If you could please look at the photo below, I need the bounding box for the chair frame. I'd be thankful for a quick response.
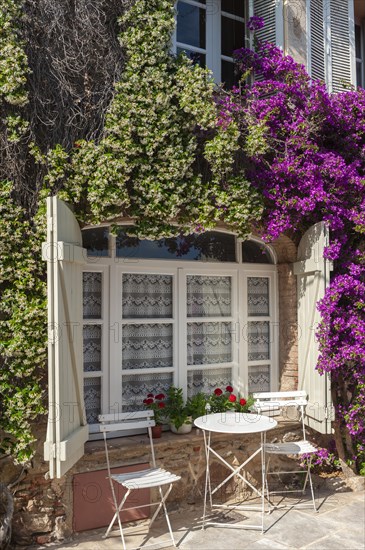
[99,411,181,549]
[253,391,317,513]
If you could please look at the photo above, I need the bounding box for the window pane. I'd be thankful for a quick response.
[187,322,232,365]
[187,367,232,398]
[122,372,173,411]
[187,275,232,317]
[247,277,269,317]
[122,273,173,319]
[116,228,236,262]
[247,321,270,361]
[248,364,270,393]
[177,1,206,49]
[357,61,363,88]
[83,272,102,319]
[221,17,245,56]
[221,60,239,88]
[355,25,362,58]
[83,325,102,372]
[122,323,173,370]
[84,377,101,424]
[82,227,109,257]
[221,0,245,17]
[177,47,206,67]
[242,241,273,263]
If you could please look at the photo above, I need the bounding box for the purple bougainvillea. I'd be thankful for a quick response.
[224,17,365,472]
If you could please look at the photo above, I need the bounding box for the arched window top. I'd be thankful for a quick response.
[241,239,275,264]
[81,226,276,265]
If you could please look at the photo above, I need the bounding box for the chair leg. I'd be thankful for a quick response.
[158,485,177,547]
[306,457,317,512]
[264,456,273,514]
[104,488,130,549]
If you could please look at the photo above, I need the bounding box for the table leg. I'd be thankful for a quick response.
[202,430,211,530]
[261,431,266,534]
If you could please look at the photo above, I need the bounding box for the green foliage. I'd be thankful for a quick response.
[58,0,262,238]
[0,182,47,463]
[165,386,191,430]
[186,392,208,420]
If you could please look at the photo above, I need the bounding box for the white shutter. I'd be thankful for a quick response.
[307,0,326,82]
[43,196,88,478]
[308,0,356,92]
[251,0,284,49]
[293,222,332,434]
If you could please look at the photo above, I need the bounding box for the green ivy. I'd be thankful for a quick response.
[0,182,47,464]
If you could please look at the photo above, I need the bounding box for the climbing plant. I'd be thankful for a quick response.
[226,21,365,473]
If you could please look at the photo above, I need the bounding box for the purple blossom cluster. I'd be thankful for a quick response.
[223,35,365,471]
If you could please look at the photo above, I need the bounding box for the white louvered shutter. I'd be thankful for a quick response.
[293,222,332,434]
[307,0,326,82]
[329,0,355,92]
[251,0,284,49]
[308,0,356,92]
[43,196,88,478]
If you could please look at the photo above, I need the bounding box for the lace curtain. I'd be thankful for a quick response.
[122,273,173,318]
[248,365,270,393]
[83,325,102,372]
[84,378,101,424]
[187,367,232,398]
[122,372,173,411]
[187,322,232,365]
[187,275,232,317]
[122,323,173,369]
[83,272,102,319]
[247,321,270,361]
[247,277,269,317]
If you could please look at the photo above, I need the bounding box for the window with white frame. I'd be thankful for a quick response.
[174,0,247,88]
[81,227,278,433]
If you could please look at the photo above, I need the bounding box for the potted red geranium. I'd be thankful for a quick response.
[207,386,253,413]
[143,393,166,438]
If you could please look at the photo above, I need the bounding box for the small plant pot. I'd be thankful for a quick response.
[170,417,193,434]
[151,425,162,439]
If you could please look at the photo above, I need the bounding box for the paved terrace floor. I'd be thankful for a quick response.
[36,489,364,550]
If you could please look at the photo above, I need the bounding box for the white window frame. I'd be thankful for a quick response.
[82,229,278,437]
[173,0,247,84]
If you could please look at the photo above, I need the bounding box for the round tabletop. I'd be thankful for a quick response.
[194,412,277,434]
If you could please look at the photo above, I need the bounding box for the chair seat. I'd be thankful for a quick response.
[111,468,181,489]
[263,440,317,455]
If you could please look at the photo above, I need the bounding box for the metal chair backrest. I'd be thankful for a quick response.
[99,411,157,478]
[253,391,308,440]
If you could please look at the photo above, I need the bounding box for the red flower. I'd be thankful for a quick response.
[144,398,154,405]
[228,393,237,402]
[158,402,165,409]
[226,385,233,393]
[155,393,165,400]
[214,388,223,396]
[147,393,154,398]
[239,398,247,406]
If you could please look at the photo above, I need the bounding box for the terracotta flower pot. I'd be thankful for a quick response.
[151,425,162,439]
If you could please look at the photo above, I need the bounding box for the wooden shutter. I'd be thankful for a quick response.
[293,222,332,434]
[43,196,88,478]
[308,0,356,91]
[251,0,284,49]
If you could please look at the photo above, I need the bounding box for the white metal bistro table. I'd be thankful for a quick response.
[194,412,277,533]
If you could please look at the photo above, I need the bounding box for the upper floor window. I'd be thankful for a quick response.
[175,0,246,88]
[355,24,364,88]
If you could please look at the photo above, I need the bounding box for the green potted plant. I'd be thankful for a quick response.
[165,386,192,434]
[142,393,167,438]
[186,392,208,420]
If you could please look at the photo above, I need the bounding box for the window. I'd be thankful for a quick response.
[81,228,278,433]
[355,24,364,88]
[175,0,246,88]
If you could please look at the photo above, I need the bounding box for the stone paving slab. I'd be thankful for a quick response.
[34,490,365,550]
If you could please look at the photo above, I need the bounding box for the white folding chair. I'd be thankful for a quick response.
[253,391,317,512]
[99,411,181,549]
